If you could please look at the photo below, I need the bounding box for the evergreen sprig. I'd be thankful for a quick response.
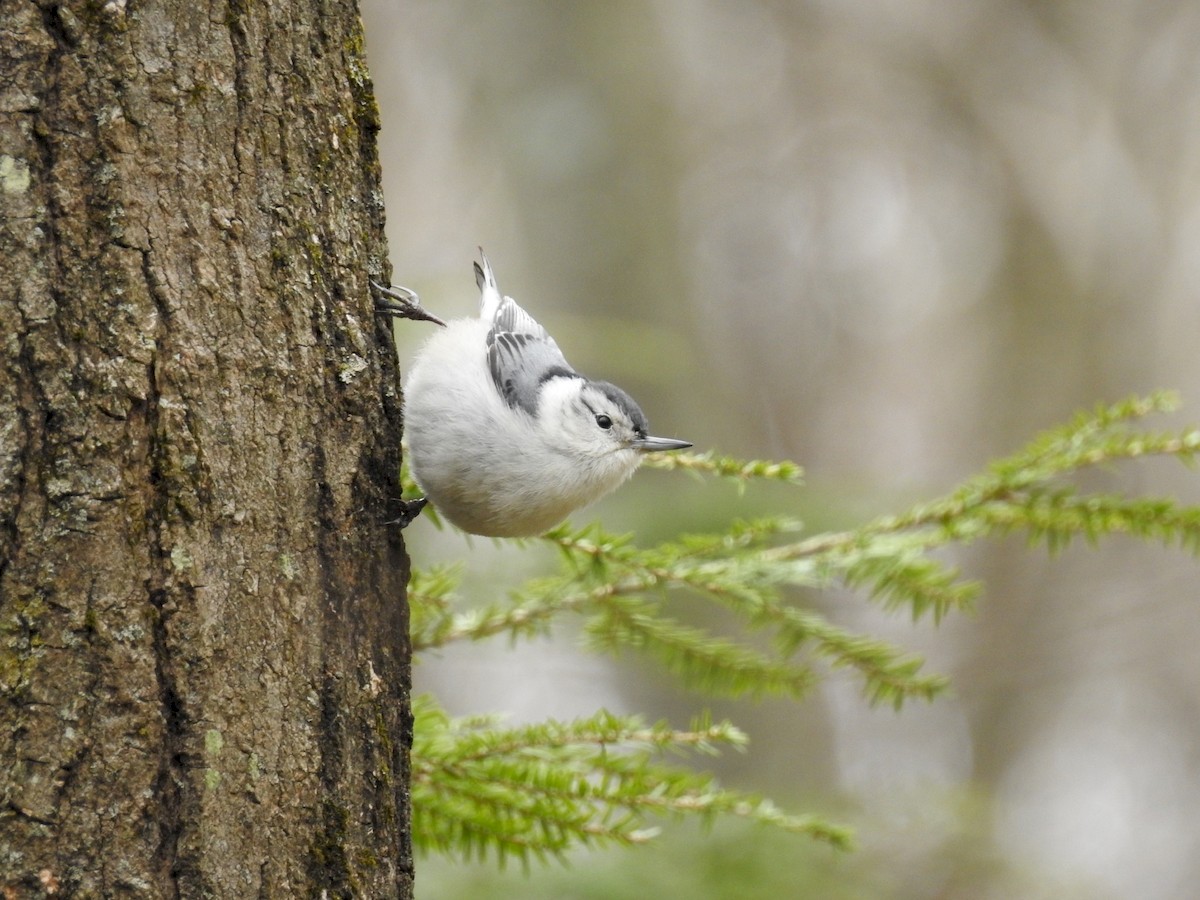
[641,449,805,487]
[414,516,954,706]
[414,394,1200,703]
[766,392,1200,581]
[409,391,1200,860]
[410,695,852,866]
[408,563,461,650]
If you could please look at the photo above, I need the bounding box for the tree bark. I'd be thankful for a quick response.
[1,1,412,896]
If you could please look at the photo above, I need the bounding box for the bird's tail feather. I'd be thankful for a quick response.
[475,248,503,321]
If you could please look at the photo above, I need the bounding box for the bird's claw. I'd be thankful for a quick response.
[371,280,447,327]
[384,496,429,529]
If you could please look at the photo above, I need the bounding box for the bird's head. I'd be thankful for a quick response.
[537,376,691,469]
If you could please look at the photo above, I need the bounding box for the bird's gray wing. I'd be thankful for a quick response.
[486,295,575,416]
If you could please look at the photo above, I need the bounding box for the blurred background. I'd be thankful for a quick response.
[361,2,1200,897]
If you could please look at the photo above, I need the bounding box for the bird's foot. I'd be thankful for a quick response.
[371,280,446,327]
[384,496,430,529]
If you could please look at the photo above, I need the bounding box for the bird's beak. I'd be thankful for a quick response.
[632,435,692,453]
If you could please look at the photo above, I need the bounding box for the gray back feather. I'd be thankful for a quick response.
[477,262,575,415]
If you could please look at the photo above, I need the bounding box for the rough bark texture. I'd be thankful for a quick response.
[0,1,412,896]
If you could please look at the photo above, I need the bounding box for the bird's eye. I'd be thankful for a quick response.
[595,414,613,430]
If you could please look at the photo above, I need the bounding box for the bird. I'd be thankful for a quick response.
[373,250,691,537]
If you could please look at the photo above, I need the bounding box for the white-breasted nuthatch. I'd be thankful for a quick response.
[374,250,691,537]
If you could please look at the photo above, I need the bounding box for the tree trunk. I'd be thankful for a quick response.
[1,1,412,896]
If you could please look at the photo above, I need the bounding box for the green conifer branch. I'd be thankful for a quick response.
[641,449,805,486]
[761,391,1200,609]
[582,594,818,698]
[409,563,463,650]
[410,697,852,865]
[408,391,1200,862]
